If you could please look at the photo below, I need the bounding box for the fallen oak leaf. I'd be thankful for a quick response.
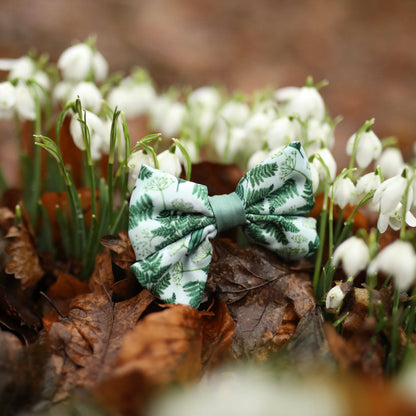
[95,303,235,415]
[206,239,315,360]
[5,223,44,289]
[48,288,155,400]
[100,232,135,271]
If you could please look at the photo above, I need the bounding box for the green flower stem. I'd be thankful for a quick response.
[0,167,7,198]
[400,170,416,240]
[386,288,401,374]
[172,138,192,180]
[107,110,120,226]
[405,285,416,354]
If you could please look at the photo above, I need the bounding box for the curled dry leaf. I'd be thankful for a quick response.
[206,239,315,360]
[100,231,136,270]
[5,223,44,289]
[88,249,115,295]
[48,288,155,401]
[96,302,236,415]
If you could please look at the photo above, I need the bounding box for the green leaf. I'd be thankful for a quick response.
[268,178,299,214]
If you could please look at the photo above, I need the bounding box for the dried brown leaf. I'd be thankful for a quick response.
[88,249,114,295]
[201,301,236,371]
[207,239,315,359]
[5,223,44,289]
[100,231,135,270]
[0,207,14,234]
[95,304,204,414]
[48,288,154,399]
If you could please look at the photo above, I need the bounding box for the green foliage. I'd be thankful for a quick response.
[268,178,299,214]
[247,162,278,187]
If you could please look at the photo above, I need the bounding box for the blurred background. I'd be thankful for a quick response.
[1,0,415,181]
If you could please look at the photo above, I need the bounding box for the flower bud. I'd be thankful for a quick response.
[325,285,345,310]
[157,150,182,177]
[128,149,155,187]
[376,147,405,179]
[346,129,382,169]
[332,236,370,278]
[330,177,356,209]
[284,86,325,122]
[58,43,108,83]
[188,86,221,111]
[368,240,416,291]
[266,117,300,149]
[69,81,103,113]
[15,81,36,120]
[0,81,16,119]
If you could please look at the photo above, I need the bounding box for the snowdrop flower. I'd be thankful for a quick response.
[311,148,337,183]
[376,147,405,179]
[187,86,221,111]
[102,116,126,156]
[330,176,356,209]
[128,149,155,187]
[218,100,250,126]
[266,117,300,149]
[150,96,185,138]
[368,240,416,291]
[307,119,335,150]
[243,112,273,154]
[157,150,182,177]
[15,81,36,120]
[332,236,370,277]
[372,173,416,233]
[0,81,16,119]
[69,110,107,160]
[309,163,320,194]
[325,285,345,310]
[346,129,382,169]
[283,86,326,122]
[274,86,300,103]
[68,81,103,113]
[355,171,382,209]
[107,77,156,118]
[213,124,246,163]
[58,42,108,83]
[7,56,35,80]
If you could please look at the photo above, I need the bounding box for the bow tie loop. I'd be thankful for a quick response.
[128,142,319,308]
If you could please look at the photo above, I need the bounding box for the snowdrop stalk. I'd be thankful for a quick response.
[348,118,375,173]
[312,153,331,298]
[401,169,416,239]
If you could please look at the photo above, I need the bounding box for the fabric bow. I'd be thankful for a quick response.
[128,142,319,308]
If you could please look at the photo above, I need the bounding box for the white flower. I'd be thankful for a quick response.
[219,100,250,126]
[376,147,405,179]
[102,116,126,156]
[325,285,345,310]
[373,174,408,215]
[213,122,246,163]
[15,81,36,120]
[330,177,356,209]
[332,236,370,277]
[307,119,334,150]
[52,81,73,104]
[346,129,382,169]
[7,56,35,80]
[372,174,415,233]
[355,171,382,210]
[311,148,337,183]
[368,241,416,291]
[283,86,325,122]
[58,43,108,83]
[150,96,185,138]
[309,163,320,194]
[274,86,300,103]
[157,150,182,177]
[128,149,155,187]
[265,117,300,149]
[107,78,155,118]
[187,86,221,111]
[0,82,16,119]
[69,110,106,160]
[69,81,103,113]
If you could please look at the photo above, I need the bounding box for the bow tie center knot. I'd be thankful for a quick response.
[208,192,247,233]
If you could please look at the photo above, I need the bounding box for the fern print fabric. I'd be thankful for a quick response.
[128,142,319,308]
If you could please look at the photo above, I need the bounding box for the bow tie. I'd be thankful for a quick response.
[128,142,319,308]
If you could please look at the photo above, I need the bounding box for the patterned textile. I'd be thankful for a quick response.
[128,142,319,308]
